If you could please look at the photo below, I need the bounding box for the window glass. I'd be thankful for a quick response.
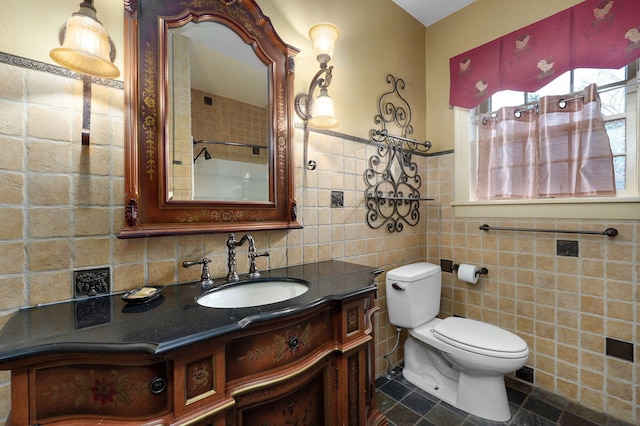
[606,118,627,191]
[475,62,636,199]
[600,87,626,115]
[490,90,525,111]
[527,71,570,102]
[574,67,626,90]
[613,156,626,190]
[606,118,627,155]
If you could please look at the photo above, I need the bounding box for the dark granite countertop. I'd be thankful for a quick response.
[0,260,379,365]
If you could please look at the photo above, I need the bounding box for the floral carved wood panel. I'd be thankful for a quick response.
[34,362,168,421]
[226,309,333,382]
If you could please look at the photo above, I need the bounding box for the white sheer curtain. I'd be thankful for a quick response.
[477,84,616,200]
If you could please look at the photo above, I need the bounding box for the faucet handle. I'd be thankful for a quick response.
[249,250,270,259]
[248,250,269,278]
[182,258,214,288]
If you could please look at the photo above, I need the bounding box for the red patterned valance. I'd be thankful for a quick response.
[450,0,640,108]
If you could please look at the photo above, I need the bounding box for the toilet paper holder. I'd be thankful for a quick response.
[452,264,489,276]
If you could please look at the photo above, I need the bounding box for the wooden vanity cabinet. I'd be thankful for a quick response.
[4,292,385,425]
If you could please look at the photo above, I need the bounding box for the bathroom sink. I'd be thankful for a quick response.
[197,278,310,308]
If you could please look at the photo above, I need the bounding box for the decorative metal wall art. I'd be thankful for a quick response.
[364,74,433,233]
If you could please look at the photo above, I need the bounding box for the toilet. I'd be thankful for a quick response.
[386,262,529,422]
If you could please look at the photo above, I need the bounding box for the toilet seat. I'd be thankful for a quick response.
[433,317,528,359]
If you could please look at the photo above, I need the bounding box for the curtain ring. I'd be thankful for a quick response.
[558,99,567,109]
[482,116,488,125]
[514,109,522,119]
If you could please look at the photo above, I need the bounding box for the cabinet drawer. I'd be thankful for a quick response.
[226,308,335,382]
[32,361,169,423]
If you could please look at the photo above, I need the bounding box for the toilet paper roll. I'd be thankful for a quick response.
[457,264,480,284]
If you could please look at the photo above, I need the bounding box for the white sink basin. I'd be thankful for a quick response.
[197,279,309,308]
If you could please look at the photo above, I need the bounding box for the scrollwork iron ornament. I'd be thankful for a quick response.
[369,74,431,154]
[364,141,421,232]
[364,74,432,233]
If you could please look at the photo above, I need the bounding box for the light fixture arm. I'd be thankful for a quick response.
[295,65,334,170]
[295,65,333,121]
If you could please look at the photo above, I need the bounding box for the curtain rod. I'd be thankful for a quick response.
[479,224,618,237]
[473,78,639,125]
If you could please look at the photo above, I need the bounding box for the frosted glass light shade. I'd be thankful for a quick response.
[308,23,340,63]
[308,93,338,129]
[50,4,119,78]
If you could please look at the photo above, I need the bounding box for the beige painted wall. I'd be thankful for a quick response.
[0,0,426,142]
[0,0,126,78]
[425,0,584,152]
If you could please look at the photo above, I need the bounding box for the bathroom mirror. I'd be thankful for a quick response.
[119,0,301,238]
[168,21,270,202]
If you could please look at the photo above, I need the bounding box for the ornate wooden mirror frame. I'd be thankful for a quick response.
[119,0,301,238]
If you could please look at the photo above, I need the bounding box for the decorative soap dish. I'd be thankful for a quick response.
[122,286,164,304]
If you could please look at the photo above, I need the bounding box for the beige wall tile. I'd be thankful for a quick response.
[0,172,23,204]
[73,144,112,176]
[581,369,604,390]
[29,208,71,238]
[0,208,22,239]
[74,208,110,236]
[73,176,112,206]
[27,105,72,141]
[74,238,111,268]
[0,100,25,136]
[27,140,71,173]
[112,263,145,293]
[30,271,72,305]
[28,174,70,205]
[0,277,25,310]
[27,240,71,272]
[0,136,24,171]
[0,242,24,275]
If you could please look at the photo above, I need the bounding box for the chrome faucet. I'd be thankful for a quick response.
[226,233,270,281]
[182,258,214,288]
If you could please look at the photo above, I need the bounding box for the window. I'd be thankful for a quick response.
[453,60,640,219]
[477,62,637,196]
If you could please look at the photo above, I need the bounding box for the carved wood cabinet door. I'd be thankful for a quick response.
[233,356,337,426]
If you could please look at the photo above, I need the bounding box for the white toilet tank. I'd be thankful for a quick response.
[386,262,442,328]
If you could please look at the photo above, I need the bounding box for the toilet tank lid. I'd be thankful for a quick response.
[387,262,440,281]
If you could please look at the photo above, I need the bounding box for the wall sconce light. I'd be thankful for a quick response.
[49,0,119,146]
[295,23,340,170]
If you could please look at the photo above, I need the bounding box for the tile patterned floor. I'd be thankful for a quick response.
[375,367,634,426]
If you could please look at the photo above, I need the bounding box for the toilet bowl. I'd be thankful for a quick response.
[386,263,529,422]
